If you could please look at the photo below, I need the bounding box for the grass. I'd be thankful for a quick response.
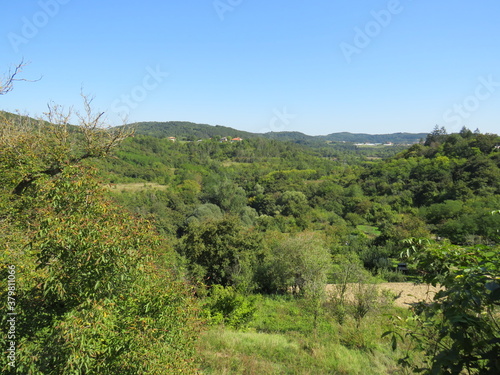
[356,225,382,237]
[196,294,416,374]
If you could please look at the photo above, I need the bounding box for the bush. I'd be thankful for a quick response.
[392,239,500,374]
[204,285,257,329]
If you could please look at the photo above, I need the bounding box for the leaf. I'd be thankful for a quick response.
[485,281,499,292]
[392,335,398,351]
[382,331,393,338]
[488,287,500,303]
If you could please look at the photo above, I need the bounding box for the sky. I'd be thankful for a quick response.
[1,0,500,136]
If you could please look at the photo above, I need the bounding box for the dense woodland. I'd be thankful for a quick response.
[1,98,499,374]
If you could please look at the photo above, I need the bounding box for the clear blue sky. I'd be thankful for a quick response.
[2,0,499,135]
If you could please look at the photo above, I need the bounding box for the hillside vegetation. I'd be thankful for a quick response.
[122,119,426,144]
[2,105,499,374]
[97,122,499,373]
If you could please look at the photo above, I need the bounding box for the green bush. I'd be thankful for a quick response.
[392,239,500,374]
[204,285,257,329]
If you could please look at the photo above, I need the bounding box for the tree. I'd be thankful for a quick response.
[258,232,331,294]
[459,126,473,139]
[1,95,132,197]
[0,60,36,95]
[424,125,448,146]
[278,190,309,218]
[258,232,331,329]
[201,175,247,214]
[0,101,201,373]
[178,216,261,290]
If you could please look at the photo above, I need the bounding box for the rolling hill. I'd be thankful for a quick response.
[0,111,428,144]
[123,120,427,144]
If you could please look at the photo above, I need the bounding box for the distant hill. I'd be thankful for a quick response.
[0,110,38,124]
[125,121,427,144]
[1,111,427,144]
[264,131,426,144]
[263,131,316,142]
[125,121,258,140]
[319,132,427,144]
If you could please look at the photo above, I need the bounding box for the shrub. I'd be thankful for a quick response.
[204,285,257,329]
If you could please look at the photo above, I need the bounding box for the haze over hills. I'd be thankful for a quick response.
[126,120,428,144]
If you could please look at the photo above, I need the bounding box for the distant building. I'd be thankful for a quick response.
[168,137,176,142]
[231,137,243,142]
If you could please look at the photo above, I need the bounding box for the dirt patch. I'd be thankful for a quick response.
[326,283,443,308]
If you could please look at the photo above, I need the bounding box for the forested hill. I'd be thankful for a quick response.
[0,111,426,144]
[265,131,428,144]
[321,132,427,144]
[123,120,426,144]
[126,121,258,140]
[96,125,500,246]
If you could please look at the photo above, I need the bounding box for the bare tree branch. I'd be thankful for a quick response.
[0,60,41,95]
[9,94,134,195]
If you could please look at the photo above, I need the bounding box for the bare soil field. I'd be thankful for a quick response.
[326,283,443,308]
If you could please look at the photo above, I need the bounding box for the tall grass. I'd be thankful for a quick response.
[196,294,415,374]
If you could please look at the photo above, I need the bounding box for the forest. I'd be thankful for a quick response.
[1,96,499,374]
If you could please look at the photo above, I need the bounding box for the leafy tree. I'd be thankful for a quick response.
[201,175,247,214]
[257,232,331,330]
[257,232,331,294]
[393,239,500,374]
[0,103,201,373]
[278,191,309,218]
[424,125,448,147]
[186,203,224,225]
[177,216,262,290]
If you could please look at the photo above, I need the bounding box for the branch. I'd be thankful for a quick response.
[12,166,63,195]
[0,60,41,95]
[10,94,134,195]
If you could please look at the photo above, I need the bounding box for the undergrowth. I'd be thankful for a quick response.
[196,294,423,374]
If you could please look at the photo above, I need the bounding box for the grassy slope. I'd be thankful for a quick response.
[197,295,421,374]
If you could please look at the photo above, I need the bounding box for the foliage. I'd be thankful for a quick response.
[256,232,331,295]
[177,216,262,290]
[0,107,201,374]
[198,294,413,374]
[203,285,257,329]
[4,100,500,373]
[392,239,500,374]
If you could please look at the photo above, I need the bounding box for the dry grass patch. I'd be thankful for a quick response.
[104,183,169,192]
[326,282,443,308]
